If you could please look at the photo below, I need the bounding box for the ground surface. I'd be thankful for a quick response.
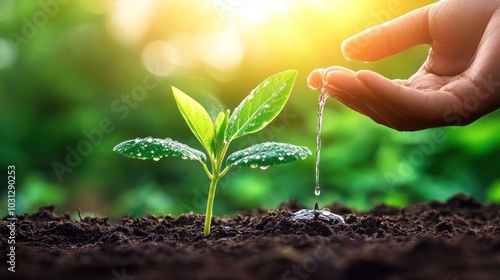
[1,193,499,280]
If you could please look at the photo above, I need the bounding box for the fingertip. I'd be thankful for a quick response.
[341,5,431,62]
[341,37,357,61]
[307,68,325,90]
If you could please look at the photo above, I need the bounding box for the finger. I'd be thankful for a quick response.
[307,68,325,90]
[342,5,432,62]
[324,70,410,129]
[327,86,393,127]
[355,70,457,128]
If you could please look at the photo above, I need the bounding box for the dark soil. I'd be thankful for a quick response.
[1,193,499,280]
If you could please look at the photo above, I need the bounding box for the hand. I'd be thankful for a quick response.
[308,0,500,131]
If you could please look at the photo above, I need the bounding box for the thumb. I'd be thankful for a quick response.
[342,4,432,62]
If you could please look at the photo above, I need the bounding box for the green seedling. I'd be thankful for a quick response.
[113,70,311,236]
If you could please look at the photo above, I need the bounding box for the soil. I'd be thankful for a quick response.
[1,193,499,280]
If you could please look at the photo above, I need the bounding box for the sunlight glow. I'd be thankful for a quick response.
[107,0,156,44]
[238,0,290,26]
[199,28,244,79]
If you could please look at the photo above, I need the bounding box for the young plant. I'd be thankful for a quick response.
[113,70,311,236]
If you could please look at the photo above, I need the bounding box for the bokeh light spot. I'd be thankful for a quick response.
[142,40,180,77]
[0,38,16,69]
[199,28,243,79]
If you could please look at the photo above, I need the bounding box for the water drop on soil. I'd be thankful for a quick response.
[291,203,344,223]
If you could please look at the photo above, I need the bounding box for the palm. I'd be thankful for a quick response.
[310,0,500,131]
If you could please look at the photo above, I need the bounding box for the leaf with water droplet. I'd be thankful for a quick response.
[224,70,297,143]
[226,142,311,168]
[113,137,206,162]
[172,87,215,158]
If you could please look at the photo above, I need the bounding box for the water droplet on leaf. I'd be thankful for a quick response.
[135,137,141,143]
[260,166,269,170]
[153,157,160,161]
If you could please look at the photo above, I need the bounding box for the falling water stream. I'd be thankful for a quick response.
[315,92,328,196]
[291,91,344,224]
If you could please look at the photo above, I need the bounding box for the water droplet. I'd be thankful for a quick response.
[146,136,153,142]
[153,157,160,161]
[250,163,258,169]
[243,159,248,163]
[315,185,320,196]
[151,150,154,154]
[165,137,171,141]
[299,153,308,160]
[182,156,188,160]
[137,152,142,157]
[255,155,261,160]
[278,156,284,161]
[260,166,269,170]
[134,137,141,143]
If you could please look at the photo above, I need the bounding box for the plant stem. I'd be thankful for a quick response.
[203,173,219,236]
[203,143,231,236]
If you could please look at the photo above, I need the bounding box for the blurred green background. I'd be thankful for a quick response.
[1,0,499,218]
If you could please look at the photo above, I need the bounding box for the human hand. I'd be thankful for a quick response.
[308,0,500,131]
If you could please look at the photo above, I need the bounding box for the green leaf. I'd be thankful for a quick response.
[214,109,229,147]
[224,70,297,143]
[227,142,311,168]
[113,137,206,162]
[172,87,215,157]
